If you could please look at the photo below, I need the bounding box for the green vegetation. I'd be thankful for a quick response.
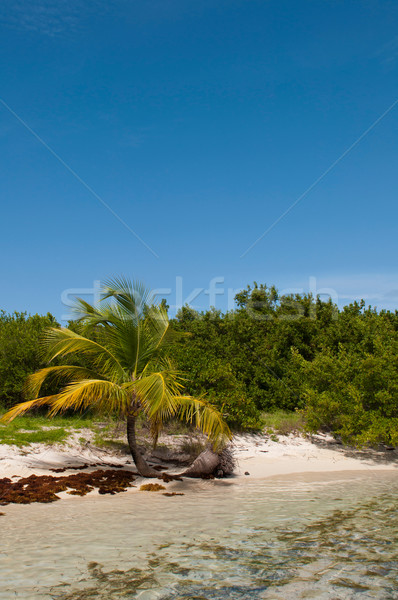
[1,278,231,475]
[0,413,97,447]
[0,311,58,408]
[261,410,304,436]
[170,285,398,446]
[0,425,68,447]
[1,281,398,448]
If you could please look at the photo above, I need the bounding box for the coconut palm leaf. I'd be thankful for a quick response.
[103,276,151,318]
[48,380,129,416]
[41,327,125,380]
[0,395,60,423]
[131,371,183,421]
[176,396,232,449]
[24,365,99,400]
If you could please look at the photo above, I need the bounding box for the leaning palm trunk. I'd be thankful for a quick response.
[126,415,158,477]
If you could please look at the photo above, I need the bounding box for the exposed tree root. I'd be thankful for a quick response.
[180,445,235,479]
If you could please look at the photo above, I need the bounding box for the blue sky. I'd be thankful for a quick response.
[1,0,397,320]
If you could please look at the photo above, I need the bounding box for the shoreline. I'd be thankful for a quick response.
[1,432,397,486]
[2,444,396,600]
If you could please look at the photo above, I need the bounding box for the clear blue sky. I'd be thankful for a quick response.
[1,0,397,321]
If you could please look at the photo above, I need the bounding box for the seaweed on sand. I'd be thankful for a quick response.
[50,462,130,473]
[0,469,137,505]
[139,483,165,491]
[159,472,183,483]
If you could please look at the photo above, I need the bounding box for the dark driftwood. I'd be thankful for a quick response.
[181,446,235,478]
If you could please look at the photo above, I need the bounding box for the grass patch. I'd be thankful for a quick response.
[0,425,69,447]
[92,419,124,448]
[261,410,304,437]
[0,413,99,447]
[95,439,129,452]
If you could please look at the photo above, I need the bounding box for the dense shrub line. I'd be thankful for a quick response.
[0,311,59,409]
[169,284,398,445]
[1,283,397,446]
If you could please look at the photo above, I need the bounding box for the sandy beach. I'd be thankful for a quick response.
[232,433,398,478]
[1,432,397,488]
[1,434,398,599]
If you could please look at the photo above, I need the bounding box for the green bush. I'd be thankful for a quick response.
[0,311,59,409]
[170,288,398,440]
[295,320,398,446]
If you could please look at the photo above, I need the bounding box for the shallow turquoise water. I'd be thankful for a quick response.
[1,470,398,599]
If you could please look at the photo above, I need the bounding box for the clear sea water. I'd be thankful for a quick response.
[1,470,397,599]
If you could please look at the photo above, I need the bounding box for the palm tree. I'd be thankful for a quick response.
[1,277,231,477]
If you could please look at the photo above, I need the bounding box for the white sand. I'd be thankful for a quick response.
[1,432,397,483]
[0,439,131,479]
[232,433,398,479]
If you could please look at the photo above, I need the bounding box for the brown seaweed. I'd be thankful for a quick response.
[139,483,166,491]
[0,469,137,506]
[50,462,132,473]
[159,473,183,483]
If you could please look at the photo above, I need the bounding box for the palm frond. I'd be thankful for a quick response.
[0,396,58,423]
[41,327,125,381]
[131,307,183,373]
[177,396,232,449]
[71,298,122,331]
[102,276,151,321]
[69,297,103,323]
[24,365,98,399]
[48,379,129,416]
[128,368,184,422]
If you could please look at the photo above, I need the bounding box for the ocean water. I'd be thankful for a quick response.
[1,470,397,599]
